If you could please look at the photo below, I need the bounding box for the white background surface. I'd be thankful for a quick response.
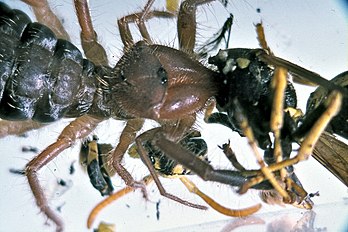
[0,0,347,231]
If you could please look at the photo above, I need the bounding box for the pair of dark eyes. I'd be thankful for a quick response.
[119,67,168,85]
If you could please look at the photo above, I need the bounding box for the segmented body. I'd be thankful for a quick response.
[0,2,169,123]
[0,2,216,125]
[0,2,102,122]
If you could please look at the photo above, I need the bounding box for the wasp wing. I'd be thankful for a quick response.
[312,132,348,187]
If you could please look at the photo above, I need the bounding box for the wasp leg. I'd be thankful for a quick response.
[272,91,342,169]
[247,91,343,187]
[0,119,44,138]
[21,0,70,40]
[255,23,273,56]
[256,24,314,205]
[87,175,153,229]
[286,177,314,209]
[219,141,246,172]
[232,99,290,200]
[258,171,315,209]
[73,0,108,66]
[241,167,313,209]
[300,71,348,186]
[166,0,180,13]
[180,176,262,217]
[25,115,101,232]
[257,24,289,179]
[270,67,288,180]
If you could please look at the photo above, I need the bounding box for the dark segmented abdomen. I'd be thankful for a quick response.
[0,2,99,122]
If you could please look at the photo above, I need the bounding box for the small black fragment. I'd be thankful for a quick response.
[58,179,67,186]
[309,191,320,198]
[21,146,39,153]
[56,202,66,212]
[156,200,161,221]
[9,168,25,175]
[69,161,76,175]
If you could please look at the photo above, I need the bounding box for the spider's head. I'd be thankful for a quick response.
[110,41,168,119]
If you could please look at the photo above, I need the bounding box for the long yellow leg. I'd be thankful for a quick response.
[242,91,343,187]
[271,67,288,180]
[180,176,262,217]
[233,100,290,200]
[87,175,153,229]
